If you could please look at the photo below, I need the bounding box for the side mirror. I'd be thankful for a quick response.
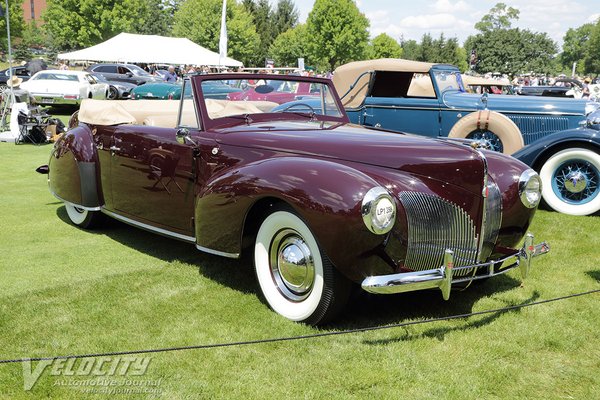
[126,72,133,78]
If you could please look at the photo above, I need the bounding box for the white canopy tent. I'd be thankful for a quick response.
[58,33,243,67]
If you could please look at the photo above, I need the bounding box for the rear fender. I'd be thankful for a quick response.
[48,125,103,208]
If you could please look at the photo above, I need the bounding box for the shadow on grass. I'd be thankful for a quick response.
[56,206,257,295]
[361,291,541,345]
[586,270,600,282]
[56,205,528,329]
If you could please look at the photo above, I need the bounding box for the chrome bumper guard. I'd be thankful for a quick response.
[361,233,549,300]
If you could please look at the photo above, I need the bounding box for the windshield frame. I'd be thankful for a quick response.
[192,74,349,130]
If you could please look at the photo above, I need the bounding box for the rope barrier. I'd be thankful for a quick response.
[1,288,598,365]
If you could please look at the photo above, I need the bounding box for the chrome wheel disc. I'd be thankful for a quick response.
[552,159,599,204]
[269,229,315,301]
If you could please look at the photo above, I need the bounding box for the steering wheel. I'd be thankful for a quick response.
[277,103,316,113]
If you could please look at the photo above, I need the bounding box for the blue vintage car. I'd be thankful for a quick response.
[323,59,599,216]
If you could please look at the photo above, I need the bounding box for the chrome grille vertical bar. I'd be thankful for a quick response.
[400,192,478,277]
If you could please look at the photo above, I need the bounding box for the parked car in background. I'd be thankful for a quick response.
[86,63,160,86]
[332,59,599,155]
[326,59,600,216]
[132,80,241,100]
[0,66,32,87]
[462,75,514,95]
[89,73,136,99]
[515,78,583,98]
[227,79,317,104]
[39,74,548,324]
[21,70,108,106]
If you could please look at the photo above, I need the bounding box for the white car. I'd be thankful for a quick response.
[21,70,108,105]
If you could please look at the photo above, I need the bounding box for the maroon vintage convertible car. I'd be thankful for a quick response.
[39,74,549,324]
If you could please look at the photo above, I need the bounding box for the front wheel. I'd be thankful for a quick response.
[254,210,350,325]
[65,203,101,229]
[539,148,600,216]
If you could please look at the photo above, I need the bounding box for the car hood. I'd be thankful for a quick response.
[443,91,588,116]
[216,121,487,195]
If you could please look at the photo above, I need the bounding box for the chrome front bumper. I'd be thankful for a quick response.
[361,233,550,300]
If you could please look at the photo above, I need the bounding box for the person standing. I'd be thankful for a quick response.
[164,66,178,83]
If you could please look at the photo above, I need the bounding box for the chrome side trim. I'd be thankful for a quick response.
[362,233,549,297]
[361,104,583,117]
[51,190,102,211]
[101,209,196,243]
[195,244,240,259]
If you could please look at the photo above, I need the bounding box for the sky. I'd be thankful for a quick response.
[271,0,600,47]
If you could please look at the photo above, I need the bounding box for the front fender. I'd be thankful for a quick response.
[194,157,393,281]
[48,124,103,208]
[512,127,600,169]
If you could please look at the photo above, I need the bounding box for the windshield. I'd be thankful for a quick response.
[129,65,152,77]
[432,70,465,93]
[200,77,343,121]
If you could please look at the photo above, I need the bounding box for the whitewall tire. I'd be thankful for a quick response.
[254,210,350,325]
[448,110,524,154]
[65,203,100,229]
[539,148,600,216]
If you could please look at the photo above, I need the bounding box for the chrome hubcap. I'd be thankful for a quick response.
[564,171,587,193]
[270,229,315,301]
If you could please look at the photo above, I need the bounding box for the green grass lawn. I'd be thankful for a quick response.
[0,143,598,399]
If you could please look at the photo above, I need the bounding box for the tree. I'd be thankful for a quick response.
[0,0,25,56]
[474,2,519,32]
[369,33,402,59]
[269,24,309,67]
[465,28,557,75]
[172,0,259,66]
[417,33,435,62]
[243,0,273,66]
[305,0,369,71]
[583,20,600,75]
[273,0,299,36]
[400,38,420,60]
[561,24,593,75]
[465,3,557,75]
[43,0,171,51]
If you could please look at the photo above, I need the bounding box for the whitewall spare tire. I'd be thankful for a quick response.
[539,148,600,216]
[254,210,350,325]
[448,110,524,154]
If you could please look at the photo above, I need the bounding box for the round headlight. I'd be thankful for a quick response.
[519,169,542,208]
[361,187,396,234]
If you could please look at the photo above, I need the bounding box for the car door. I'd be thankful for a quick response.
[84,74,106,99]
[105,82,203,236]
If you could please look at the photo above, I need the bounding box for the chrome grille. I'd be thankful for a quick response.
[507,115,569,145]
[399,192,479,277]
[479,182,502,261]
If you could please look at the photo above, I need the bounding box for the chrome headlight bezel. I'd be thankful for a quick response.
[586,108,600,131]
[361,187,396,235]
[518,169,542,209]
[585,101,599,116]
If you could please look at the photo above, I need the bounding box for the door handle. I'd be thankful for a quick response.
[109,145,121,152]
